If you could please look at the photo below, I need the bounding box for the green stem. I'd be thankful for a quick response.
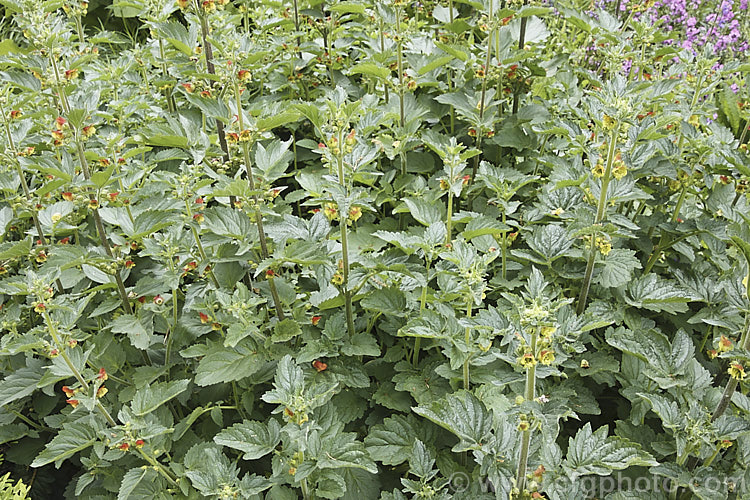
[195,2,229,162]
[184,200,221,289]
[413,261,431,366]
[643,185,689,274]
[9,409,46,431]
[336,141,355,337]
[515,327,538,493]
[233,81,285,319]
[42,310,116,427]
[446,192,453,245]
[135,447,179,487]
[0,97,64,294]
[501,211,507,281]
[396,6,405,129]
[462,298,472,390]
[576,129,618,314]
[158,39,175,114]
[50,57,132,314]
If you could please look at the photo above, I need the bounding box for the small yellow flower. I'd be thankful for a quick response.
[518,351,537,369]
[324,203,338,221]
[538,350,555,366]
[717,335,733,353]
[728,362,746,380]
[348,206,362,222]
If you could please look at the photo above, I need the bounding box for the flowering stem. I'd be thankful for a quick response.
[183,200,220,289]
[336,137,355,337]
[501,211,507,281]
[472,5,494,184]
[379,19,389,104]
[462,298,472,390]
[396,5,405,129]
[643,188,690,275]
[687,271,750,473]
[515,327,538,493]
[233,81,285,319]
[446,189,453,245]
[412,260,431,366]
[0,97,64,293]
[195,2,229,163]
[135,447,179,487]
[158,39,175,114]
[576,129,618,315]
[50,57,132,315]
[512,0,528,115]
[41,310,117,427]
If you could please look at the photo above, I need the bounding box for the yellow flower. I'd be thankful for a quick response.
[518,351,537,369]
[538,350,555,365]
[324,203,338,221]
[728,362,746,380]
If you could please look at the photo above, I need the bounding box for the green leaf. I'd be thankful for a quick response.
[563,423,657,479]
[0,238,31,260]
[623,274,693,313]
[214,419,282,460]
[361,287,407,316]
[340,333,381,357]
[90,159,116,188]
[349,63,390,80]
[402,198,443,226]
[408,440,435,479]
[118,467,162,500]
[329,2,366,14]
[413,390,493,452]
[254,139,293,182]
[460,216,510,240]
[526,224,574,264]
[365,414,420,465]
[32,417,101,468]
[130,379,190,417]
[731,236,750,267]
[418,55,455,75]
[0,360,44,407]
[272,318,302,342]
[152,20,197,56]
[110,314,155,350]
[596,248,642,288]
[194,343,263,386]
[257,111,299,131]
[204,207,254,240]
[637,393,685,429]
[317,434,378,474]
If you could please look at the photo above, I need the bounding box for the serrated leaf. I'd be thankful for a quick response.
[272,318,302,343]
[317,434,378,474]
[32,418,100,467]
[194,344,263,386]
[402,198,443,226]
[563,423,657,479]
[204,207,254,240]
[131,379,190,416]
[110,314,155,350]
[214,419,281,460]
[526,224,574,263]
[596,248,642,288]
[361,287,407,316]
[0,359,44,407]
[365,414,417,465]
[118,467,161,500]
[0,238,31,260]
[637,393,685,429]
[349,62,389,80]
[624,274,693,313]
[413,390,492,452]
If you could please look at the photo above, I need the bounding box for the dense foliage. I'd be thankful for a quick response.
[0,0,749,498]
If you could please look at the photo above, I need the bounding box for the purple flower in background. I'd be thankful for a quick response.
[602,0,748,58]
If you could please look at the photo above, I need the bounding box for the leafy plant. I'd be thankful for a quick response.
[0,0,749,499]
